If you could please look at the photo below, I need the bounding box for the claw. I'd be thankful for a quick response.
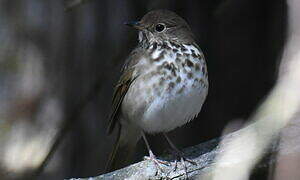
[144,149,170,175]
[169,150,193,179]
[164,133,197,178]
[142,132,170,175]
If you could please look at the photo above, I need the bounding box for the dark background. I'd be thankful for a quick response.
[0,0,286,179]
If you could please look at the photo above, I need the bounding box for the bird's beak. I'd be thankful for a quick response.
[124,21,143,30]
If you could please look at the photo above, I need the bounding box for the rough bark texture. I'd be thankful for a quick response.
[69,125,285,180]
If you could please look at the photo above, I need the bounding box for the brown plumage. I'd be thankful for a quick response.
[105,9,208,173]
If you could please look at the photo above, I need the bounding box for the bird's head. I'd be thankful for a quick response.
[125,10,195,44]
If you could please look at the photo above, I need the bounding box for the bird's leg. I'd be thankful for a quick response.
[142,132,170,174]
[163,133,196,177]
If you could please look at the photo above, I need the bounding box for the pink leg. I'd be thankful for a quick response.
[163,133,197,178]
[142,132,170,174]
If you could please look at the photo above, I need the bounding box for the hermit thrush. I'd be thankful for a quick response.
[105,10,208,173]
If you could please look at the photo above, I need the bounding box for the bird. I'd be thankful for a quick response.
[105,9,208,174]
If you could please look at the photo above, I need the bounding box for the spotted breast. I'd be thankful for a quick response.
[122,41,208,133]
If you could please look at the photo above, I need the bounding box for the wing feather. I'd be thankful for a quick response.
[107,47,143,134]
[107,70,137,134]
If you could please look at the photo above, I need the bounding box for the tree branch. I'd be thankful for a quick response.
[68,124,289,180]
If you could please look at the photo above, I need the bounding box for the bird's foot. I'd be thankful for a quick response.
[169,149,196,179]
[144,150,170,175]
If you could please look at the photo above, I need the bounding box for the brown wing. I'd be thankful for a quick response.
[107,69,137,134]
[107,47,143,134]
[107,45,145,134]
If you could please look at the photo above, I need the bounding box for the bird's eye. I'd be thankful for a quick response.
[155,23,165,32]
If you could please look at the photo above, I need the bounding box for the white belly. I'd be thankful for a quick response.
[140,80,207,133]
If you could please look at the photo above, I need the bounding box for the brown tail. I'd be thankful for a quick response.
[105,124,140,172]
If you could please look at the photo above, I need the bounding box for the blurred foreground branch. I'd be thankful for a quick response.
[32,79,104,178]
[68,124,291,180]
[203,0,300,179]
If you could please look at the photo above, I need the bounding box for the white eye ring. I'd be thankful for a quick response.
[155,23,166,32]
